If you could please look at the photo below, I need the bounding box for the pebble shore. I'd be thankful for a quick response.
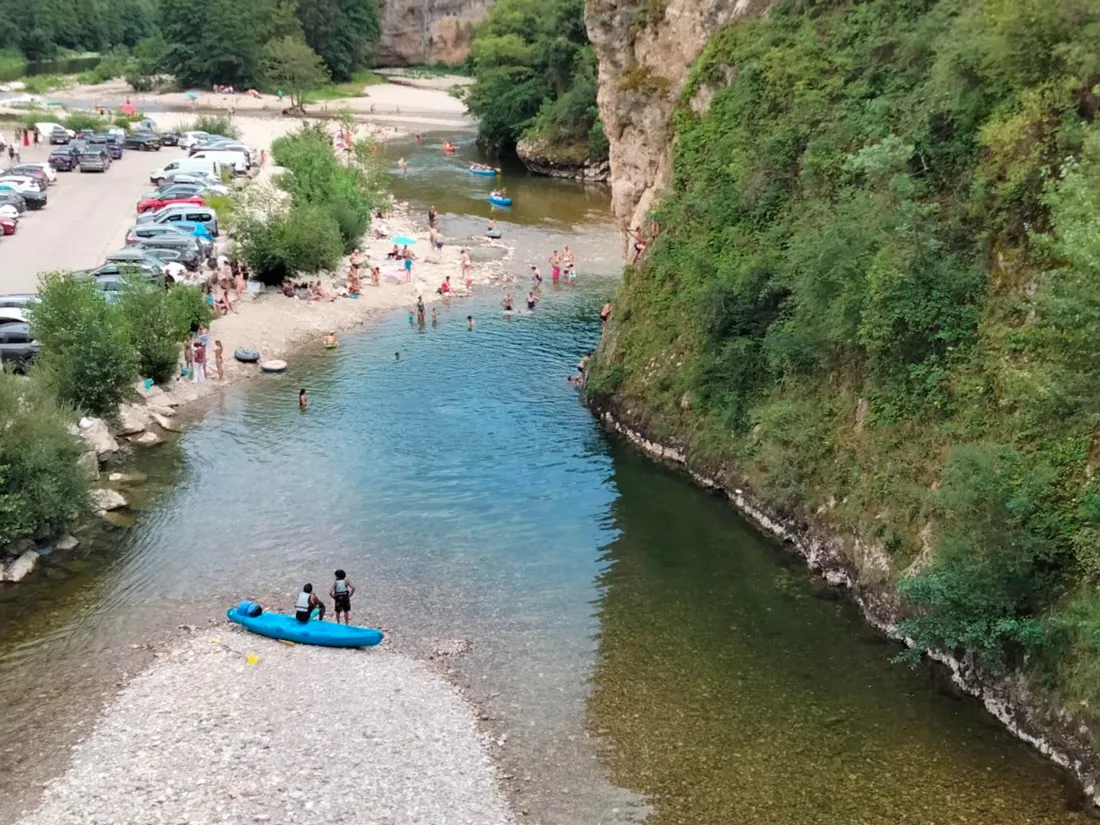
[16,632,514,825]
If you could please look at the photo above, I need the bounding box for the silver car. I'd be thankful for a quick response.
[135,204,219,236]
[0,309,39,373]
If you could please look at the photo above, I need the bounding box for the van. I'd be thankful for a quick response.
[149,158,221,184]
[189,149,249,175]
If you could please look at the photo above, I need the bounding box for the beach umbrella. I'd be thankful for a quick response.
[119,103,136,116]
[392,235,416,246]
[46,100,62,107]
[185,91,200,101]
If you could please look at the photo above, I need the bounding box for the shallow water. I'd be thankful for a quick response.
[0,161,1089,824]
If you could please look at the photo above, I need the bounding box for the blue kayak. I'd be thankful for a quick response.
[489,194,512,206]
[469,166,498,176]
[227,601,383,648]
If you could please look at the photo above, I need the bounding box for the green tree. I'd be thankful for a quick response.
[263,35,329,112]
[27,272,137,416]
[116,275,201,385]
[0,372,90,547]
[296,0,380,82]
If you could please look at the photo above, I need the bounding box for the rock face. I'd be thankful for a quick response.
[91,488,127,513]
[585,0,772,238]
[515,136,610,182]
[376,0,492,66]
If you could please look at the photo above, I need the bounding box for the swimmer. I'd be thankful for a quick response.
[324,331,338,347]
[501,293,514,311]
[395,352,400,361]
[562,246,574,267]
[431,307,439,326]
[467,315,475,331]
[408,309,415,325]
[530,265,542,286]
[299,388,308,409]
[526,291,539,311]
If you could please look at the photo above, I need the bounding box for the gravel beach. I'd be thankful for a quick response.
[15,632,514,825]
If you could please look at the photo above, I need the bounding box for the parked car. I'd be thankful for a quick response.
[127,222,212,255]
[7,166,50,188]
[47,148,75,171]
[96,135,124,159]
[0,183,44,210]
[0,191,26,213]
[0,294,37,309]
[136,237,203,268]
[136,193,204,214]
[49,127,69,144]
[178,131,212,150]
[150,157,223,184]
[35,121,74,142]
[0,215,16,235]
[79,152,110,173]
[0,203,19,219]
[0,176,45,195]
[136,204,218,236]
[159,172,227,192]
[79,261,165,280]
[0,309,39,373]
[159,131,181,147]
[105,248,171,268]
[147,183,207,201]
[125,133,161,151]
[12,163,56,184]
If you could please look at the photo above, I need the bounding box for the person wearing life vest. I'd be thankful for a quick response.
[329,569,356,625]
[294,583,326,623]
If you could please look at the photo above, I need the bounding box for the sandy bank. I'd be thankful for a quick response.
[14,632,514,825]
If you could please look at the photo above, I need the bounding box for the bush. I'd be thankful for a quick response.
[168,282,215,333]
[896,444,1070,669]
[116,276,200,385]
[27,273,137,416]
[186,115,240,139]
[237,205,343,285]
[0,373,90,547]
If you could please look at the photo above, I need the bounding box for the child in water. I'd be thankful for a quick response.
[299,388,308,409]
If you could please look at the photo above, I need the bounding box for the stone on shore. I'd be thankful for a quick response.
[78,418,118,459]
[150,412,180,432]
[107,471,148,485]
[117,404,151,436]
[56,535,80,551]
[91,488,127,513]
[130,431,162,447]
[4,550,38,583]
[145,394,177,415]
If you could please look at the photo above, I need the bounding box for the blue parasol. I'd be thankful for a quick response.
[185,91,200,101]
[391,235,416,246]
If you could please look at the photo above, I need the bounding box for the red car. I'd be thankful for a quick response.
[136,194,205,214]
[0,215,17,235]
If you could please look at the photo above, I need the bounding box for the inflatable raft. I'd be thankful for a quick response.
[227,601,383,648]
[489,194,512,206]
[469,166,498,176]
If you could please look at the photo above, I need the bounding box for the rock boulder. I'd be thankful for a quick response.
[4,550,38,583]
[91,488,127,513]
[130,431,162,447]
[78,418,118,459]
[117,404,151,436]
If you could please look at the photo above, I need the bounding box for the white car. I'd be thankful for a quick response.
[178,131,212,150]
[0,204,18,219]
[0,176,43,194]
[19,162,56,183]
[34,121,75,140]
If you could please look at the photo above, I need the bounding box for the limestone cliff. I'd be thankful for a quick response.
[376,0,493,66]
[584,0,772,234]
[515,136,610,181]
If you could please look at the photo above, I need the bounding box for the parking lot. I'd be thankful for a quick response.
[0,138,179,294]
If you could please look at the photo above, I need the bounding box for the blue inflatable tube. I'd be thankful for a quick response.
[489,195,512,206]
[227,601,383,648]
[469,167,497,176]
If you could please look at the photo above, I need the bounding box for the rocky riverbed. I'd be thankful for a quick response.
[14,631,514,825]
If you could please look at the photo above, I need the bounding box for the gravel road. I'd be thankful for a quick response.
[0,140,176,294]
[15,632,514,825]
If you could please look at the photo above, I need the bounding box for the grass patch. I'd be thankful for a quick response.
[306,71,386,102]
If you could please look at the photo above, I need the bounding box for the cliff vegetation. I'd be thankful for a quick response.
[464,0,608,162]
[589,0,1100,706]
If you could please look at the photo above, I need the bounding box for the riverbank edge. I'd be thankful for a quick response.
[586,398,1100,812]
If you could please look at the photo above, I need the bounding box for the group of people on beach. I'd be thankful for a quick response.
[183,323,221,383]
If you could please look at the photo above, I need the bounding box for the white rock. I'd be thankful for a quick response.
[150,412,180,433]
[56,535,79,551]
[130,431,162,447]
[78,418,118,459]
[117,404,151,436]
[145,395,177,415]
[4,549,38,582]
[91,488,127,512]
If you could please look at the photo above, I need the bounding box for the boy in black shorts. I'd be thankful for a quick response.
[330,569,356,625]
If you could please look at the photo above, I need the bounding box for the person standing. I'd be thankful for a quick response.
[214,340,224,380]
[329,570,356,625]
[549,250,561,284]
[191,336,206,382]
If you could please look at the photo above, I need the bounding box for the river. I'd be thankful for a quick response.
[0,135,1088,824]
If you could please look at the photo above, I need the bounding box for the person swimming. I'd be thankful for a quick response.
[324,331,338,347]
[299,388,308,409]
[526,292,538,310]
[467,315,475,331]
[530,265,542,286]
[501,293,514,311]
